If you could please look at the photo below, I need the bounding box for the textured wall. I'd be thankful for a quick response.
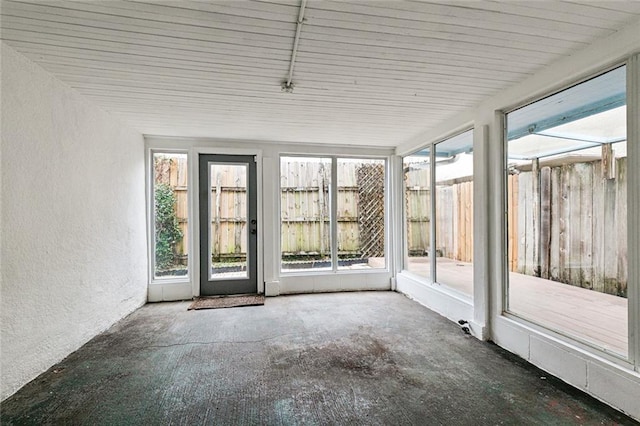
[0,43,148,400]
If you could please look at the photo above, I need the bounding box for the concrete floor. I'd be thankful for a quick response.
[2,292,637,425]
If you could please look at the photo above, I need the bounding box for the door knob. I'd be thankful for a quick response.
[251,228,257,235]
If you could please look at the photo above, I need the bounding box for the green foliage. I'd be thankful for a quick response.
[155,183,183,270]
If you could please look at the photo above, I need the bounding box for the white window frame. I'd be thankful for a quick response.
[278,154,391,276]
[499,60,638,369]
[401,128,475,302]
[629,53,640,373]
[147,148,191,285]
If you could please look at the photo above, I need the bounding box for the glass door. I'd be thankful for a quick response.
[199,154,257,296]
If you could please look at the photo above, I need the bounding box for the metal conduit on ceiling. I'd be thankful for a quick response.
[281,0,308,93]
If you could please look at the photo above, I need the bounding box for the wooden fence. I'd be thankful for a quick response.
[509,157,627,297]
[156,155,627,296]
[154,156,188,264]
[155,157,386,261]
[208,163,248,260]
[404,165,473,263]
[280,159,331,257]
[279,159,385,258]
[405,156,627,297]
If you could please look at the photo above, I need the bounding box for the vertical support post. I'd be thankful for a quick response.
[540,166,551,279]
[430,146,437,283]
[330,157,338,271]
[390,155,404,283]
[532,158,541,277]
[627,54,639,369]
[602,143,616,180]
[234,170,242,258]
[318,173,325,258]
[473,124,489,339]
[214,171,222,264]
[497,111,509,314]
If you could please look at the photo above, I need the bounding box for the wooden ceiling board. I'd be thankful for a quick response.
[2,0,639,146]
[559,0,640,14]
[303,2,614,39]
[26,55,513,93]
[2,13,561,73]
[299,23,586,56]
[446,0,638,24]
[39,69,488,104]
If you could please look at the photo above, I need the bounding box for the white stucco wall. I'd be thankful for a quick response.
[0,43,148,401]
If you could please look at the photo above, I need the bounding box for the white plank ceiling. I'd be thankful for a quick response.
[2,0,640,147]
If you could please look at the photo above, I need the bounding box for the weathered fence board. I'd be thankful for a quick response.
[615,159,627,294]
[460,182,473,262]
[404,160,473,262]
[405,188,431,254]
[510,157,627,297]
[281,159,331,256]
[435,184,454,258]
[507,174,519,272]
[405,163,431,255]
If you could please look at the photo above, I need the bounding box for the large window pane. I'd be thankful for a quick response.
[506,66,628,357]
[337,159,386,270]
[153,152,188,279]
[209,163,248,279]
[403,149,431,279]
[435,131,474,298]
[281,157,332,272]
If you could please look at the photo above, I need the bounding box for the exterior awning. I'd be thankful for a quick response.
[507,66,626,160]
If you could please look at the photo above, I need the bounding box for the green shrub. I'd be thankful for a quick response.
[155,183,183,270]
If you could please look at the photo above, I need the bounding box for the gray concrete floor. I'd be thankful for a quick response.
[2,291,637,425]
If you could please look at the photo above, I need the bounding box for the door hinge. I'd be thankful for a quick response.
[254,155,257,163]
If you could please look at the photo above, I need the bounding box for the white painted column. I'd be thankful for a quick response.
[627,53,640,370]
[489,111,507,326]
[472,125,490,339]
[389,155,405,288]
[264,156,281,296]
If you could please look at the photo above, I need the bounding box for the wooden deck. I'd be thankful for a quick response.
[407,257,628,357]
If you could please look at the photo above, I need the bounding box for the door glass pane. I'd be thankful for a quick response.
[435,130,474,298]
[337,159,386,270]
[153,152,188,279]
[209,163,248,279]
[403,149,431,279]
[506,66,628,357]
[281,157,332,272]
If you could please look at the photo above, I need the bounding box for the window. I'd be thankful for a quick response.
[337,159,386,270]
[152,152,188,279]
[281,157,332,272]
[280,156,386,273]
[403,130,474,298]
[208,162,248,279]
[403,149,432,279]
[435,134,474,296]
[505,66,628,357]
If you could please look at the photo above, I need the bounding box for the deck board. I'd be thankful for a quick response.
[407,257,628,357]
